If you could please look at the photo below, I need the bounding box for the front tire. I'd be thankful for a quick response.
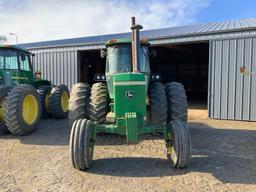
[49,84,70,118]
[166,120,191,168]
[70,119,94,170]
[4,85,41,135]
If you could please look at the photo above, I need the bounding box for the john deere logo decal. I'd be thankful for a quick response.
[126,91,134,98]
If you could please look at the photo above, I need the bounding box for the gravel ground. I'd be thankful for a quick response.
[0,116,256,192]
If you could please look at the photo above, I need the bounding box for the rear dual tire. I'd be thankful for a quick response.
[39,84,70,119]
[166,82,188,122]
[148,82,167,126]
[49,84,70,118]
[68,83,91,128]
[89,83,109,123]
[38,85,52,118]
[4,85,41,135]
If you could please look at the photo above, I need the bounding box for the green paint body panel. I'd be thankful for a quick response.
[125,112,138,143]
[33,79,51,89]
[0,70,33,85]
[113,73,146,120]
[93,122,167,143]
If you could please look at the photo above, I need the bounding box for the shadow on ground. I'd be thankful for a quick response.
[0,119,256,184]
[89,122,256,185]
[0,119,70,146]
[88,157,187,177]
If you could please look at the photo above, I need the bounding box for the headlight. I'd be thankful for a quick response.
[94,74,106,81]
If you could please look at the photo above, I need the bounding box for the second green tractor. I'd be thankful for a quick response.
[0,45,69,135]
[69,17,191,170]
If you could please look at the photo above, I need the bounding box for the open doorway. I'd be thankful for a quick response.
[77,42,210,119]
[150,42,209,113]
[78,50,105,84]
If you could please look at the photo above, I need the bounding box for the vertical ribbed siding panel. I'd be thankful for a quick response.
[213,40,222,118]
[50,52,54,83]
[210,37,256,121]
[46,52,50,80]
[74,51,78,84]
[221,40,229,119]
[235,39,244,120]
[251,38,256,120]
[32,50,77,90]
[242,38,252,120]
[227,39,237,119]
[70,52,75,88]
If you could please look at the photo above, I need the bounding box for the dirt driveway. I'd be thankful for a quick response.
[0,117,255,192]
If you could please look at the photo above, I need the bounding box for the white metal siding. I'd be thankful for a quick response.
[209,37,256,121]
[31,50,78,89]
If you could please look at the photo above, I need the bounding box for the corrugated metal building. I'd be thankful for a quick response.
[20,18,256,121]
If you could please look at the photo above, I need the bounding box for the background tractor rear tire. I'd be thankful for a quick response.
[68,83,91,128]
[4,85,41,135]
[49,84,70,119]
[166,120,191,169]
[38,85,52,118]
[0,86,11,135]
[70,119,94,170]
[89,83,108,123]
[148,82,167,126]
[166,82,188,122]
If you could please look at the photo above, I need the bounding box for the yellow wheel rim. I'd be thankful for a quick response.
[0,97,6,121]
[61,91,69,112]
[45,93,50,112]
[22,95,38,125]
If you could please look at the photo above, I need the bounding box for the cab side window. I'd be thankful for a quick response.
[19,53,30,71]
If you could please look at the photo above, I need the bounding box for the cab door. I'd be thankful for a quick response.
[18,52,34,85]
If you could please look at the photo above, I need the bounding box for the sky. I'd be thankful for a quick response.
[0,0,255,44]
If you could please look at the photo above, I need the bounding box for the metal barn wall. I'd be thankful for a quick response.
[29,44,104,90]
[31,50,78,89]
[209,37,256,121]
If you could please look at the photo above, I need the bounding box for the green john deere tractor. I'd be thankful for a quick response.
[0,45,69,135]
[69,17,191,170]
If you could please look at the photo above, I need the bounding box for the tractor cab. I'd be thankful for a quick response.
[104,39,150,97]
[0,45,34,86]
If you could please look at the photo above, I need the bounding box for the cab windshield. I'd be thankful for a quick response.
[106,45,150,74]
[0,49,31,71]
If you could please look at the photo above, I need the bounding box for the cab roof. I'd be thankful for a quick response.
[105,38,150,46]
[0,44,30,53]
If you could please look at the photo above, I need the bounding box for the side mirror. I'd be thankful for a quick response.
[100,49,106,58]
[21,53,26,61]
[150,49,157,57]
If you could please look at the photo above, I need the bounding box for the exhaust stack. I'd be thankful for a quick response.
[131,17,143,73]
